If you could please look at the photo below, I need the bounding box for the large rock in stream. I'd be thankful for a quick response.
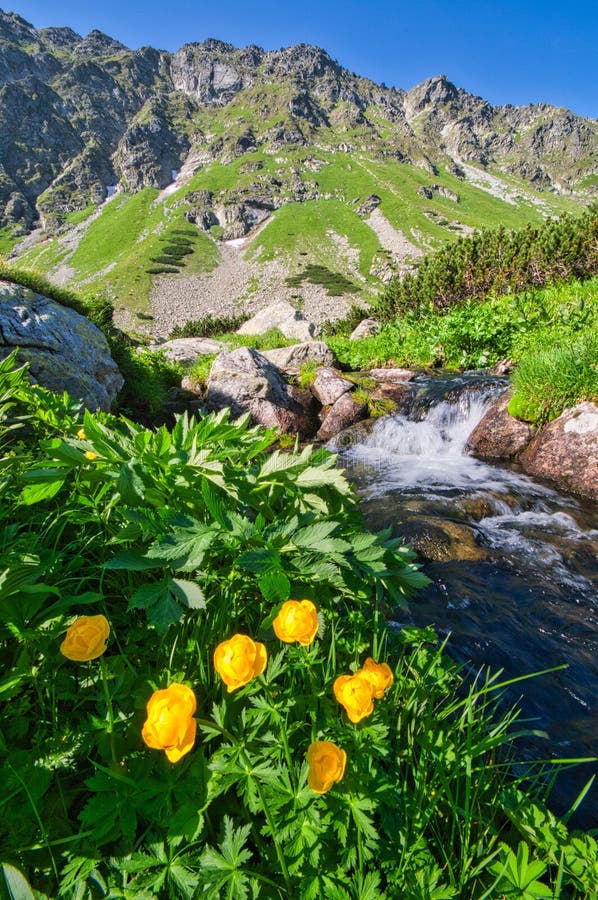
[466,392,536,460]
[519,402,598,501]
[0,281,123,410]
[207,346,318,438]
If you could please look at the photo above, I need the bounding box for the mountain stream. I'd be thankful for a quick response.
[334,374,598,826]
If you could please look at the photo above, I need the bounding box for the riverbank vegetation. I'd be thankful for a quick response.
[1,355,597,897]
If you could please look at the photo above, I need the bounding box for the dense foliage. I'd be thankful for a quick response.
[1,355,597,898]
[378,204,598,319]
[509,332,598,424]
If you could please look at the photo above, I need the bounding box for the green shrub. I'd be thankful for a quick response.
[146,265,181,275]
[379,204,598,319]
[287,264,360,296]
[509,334,598,425]
[0,367,596,897]
[170,314,249,339]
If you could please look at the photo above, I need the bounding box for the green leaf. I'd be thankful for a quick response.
[104,551,164,571]
[20,478,65,504]
[238,548,281,574]
[170,578,206,610]
[1,863,36,900]
[258,570,291,603]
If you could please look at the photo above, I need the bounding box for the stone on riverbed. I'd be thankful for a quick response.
[466,392,536,460]
[207,346,318,438]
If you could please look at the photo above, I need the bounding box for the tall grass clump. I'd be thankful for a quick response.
[509,333,598,425]
[0,355,596,898]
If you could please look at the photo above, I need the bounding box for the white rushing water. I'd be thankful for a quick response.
[343,381,597,596]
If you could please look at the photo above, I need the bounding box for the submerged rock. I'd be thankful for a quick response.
[0,281,122,410]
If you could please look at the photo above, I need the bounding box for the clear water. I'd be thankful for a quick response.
[335,374,598,826]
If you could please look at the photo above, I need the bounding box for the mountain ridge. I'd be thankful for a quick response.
[1,6,596,238]
[1,8,597,333]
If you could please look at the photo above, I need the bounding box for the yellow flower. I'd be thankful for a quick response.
[307,741,346,794]
[60,614,110,661]
[84,450,98,460]
[141,683,197,763]
[358,657,394,699]
[77,427,86,440]
[273,599,318,646]
[213,634,267,693]
[333,672,375,723]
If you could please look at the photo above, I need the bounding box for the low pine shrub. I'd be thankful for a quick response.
[170,314,249,339]
[146,265,180,275]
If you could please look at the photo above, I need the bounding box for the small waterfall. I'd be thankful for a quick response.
[338,373,598,825]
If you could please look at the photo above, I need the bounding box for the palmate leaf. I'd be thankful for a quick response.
[199,817,254,898]
[128,576,205,631]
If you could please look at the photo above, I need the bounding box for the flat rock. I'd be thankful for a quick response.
[0,281,123,411]
[317,391,367,441]
[369,367,416,383]
[147,337,223,364]
[519,402,598,500]
[349,318,380,340]
[262,341,336,373]
[369,382,412,415]
[311,366,353,406]
[466,392,535,460]
[237,300,319,341]
[207,346,317,438]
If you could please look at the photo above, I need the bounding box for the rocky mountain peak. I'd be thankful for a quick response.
[39,26,82,49]
[0,8,35,43]
[75,29,128,57]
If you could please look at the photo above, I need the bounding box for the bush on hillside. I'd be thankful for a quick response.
[378,203,598,319]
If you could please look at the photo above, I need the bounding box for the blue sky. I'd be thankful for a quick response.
[5,0,598,118]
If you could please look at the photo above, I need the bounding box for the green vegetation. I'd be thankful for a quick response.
[287,263,361,296]
[64,204,96,226]
[378,204,598,319]
[0,226,20,257]
[171,314,249,339]
[1,356,596,897]
[509,333,598,424]
[330,276,598,372]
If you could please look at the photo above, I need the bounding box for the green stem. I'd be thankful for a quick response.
[252,773,292,895]
[99,657,117,767]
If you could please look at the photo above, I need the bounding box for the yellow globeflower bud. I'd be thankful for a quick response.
[77,427,86,440]
[273,599,318,646]
[213,634,267,693]
[333,672,375,723]
[141,683,197,763]
[84,451,98,460]
[60,614,110,661]
[358,657,394,699]
[307,741,346,794]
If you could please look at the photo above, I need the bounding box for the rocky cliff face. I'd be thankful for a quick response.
[0,9,596,234]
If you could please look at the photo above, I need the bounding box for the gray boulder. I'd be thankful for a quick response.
[369,367,416,383]
[147,337,223,364]
[349,318,380,340]
[317,391,367,441]
[237,301,320,341]
[262,341,336,373]
[466,392,536,460]
[0,281,123,410]
[519,402,598,500]
[311,366,353,406]
[207,346,318,438]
